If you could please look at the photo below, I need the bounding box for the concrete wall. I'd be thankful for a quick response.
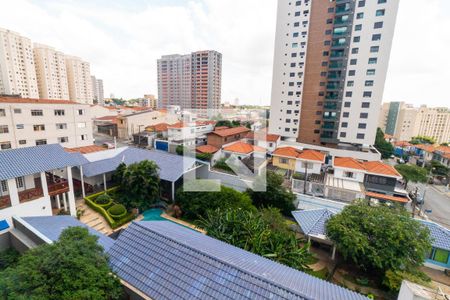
[196,164,252,192]
[0,231,11,251]
[0,197,52,225]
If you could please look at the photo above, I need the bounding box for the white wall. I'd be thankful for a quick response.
[295,160,322,175]
[334,168,365,183]
[0,196,52,226]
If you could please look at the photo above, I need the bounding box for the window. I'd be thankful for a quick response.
[0,109,5,117]
[355,24,362,31]
[345,92,353,97]
[363,91,372,98]
[16,177,24,189]
[0,142,11,150]
[16,124,24,129]
[347,81,354,87]
[328,7,334,13]
[78,109,85,116]
[378,0,387,3]
[356,12,364,19]
[343,112,350,118]
[429,248,449,264]
[58,137,69,143]
[54,109,65,116]
[360,113,369,119]
[293,32,299,38]
[56,123,67,130]
[353,36,360,43]
[367,69,376,75]
[33,124,45,131]
[1,180,7,193]
[351,48,359,54]
[13,108,21,114]
[80,134,88,141]
[294,22,300,27]
[349,70,356,76]
[370,46,380,53]
[374,22,383,29]
[295,11,301,16]
[372,34,382,41]
[31,109,43,116]
[358,123,367,129]
[365,80,374,86]
[291,53,297,58]
[376,9,385,16]
[368,57,378,64]
[280,158,289,164]
[357,133,365,139]
[340,132,347,138]
[341,122,348,128]
[0,125,8,134]
[350,59,357,65]
[19,140,26,145]
[358,0,365,7]
[35,139,47,146]
[295,1,301,5]
[344,102,351,108]
[344,171,354,178]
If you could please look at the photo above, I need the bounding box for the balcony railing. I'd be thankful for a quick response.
[18,187,44,204]
[0,195,11,209]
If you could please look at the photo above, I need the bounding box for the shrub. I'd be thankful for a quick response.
[214,158,233,173]
[95,193,113,207]
[196,152,213,161]
[107,204,127,220]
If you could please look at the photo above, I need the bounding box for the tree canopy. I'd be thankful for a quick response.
[115,160,160,211]
[374,128,394,159]
[175,180,256,220]
[199,207,312,271]
[326,202,431,291]
[0,227,122,299]
[410,136,436,145]
[395,164,428,187]
[246,171,296,216]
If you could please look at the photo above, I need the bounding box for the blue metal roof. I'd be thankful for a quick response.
[21,216,114,251]
[108,221,367,300]
[81,148,196,182]
[0,219,9,231]
[419,220,450,251]
[0,144,82,180]
[292,209,336,237]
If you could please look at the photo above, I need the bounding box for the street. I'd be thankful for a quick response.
[93,133,129,148]
[409,182,450,229]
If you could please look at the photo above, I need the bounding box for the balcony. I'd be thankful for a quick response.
[0,195,11,209]
[324,103,338,110]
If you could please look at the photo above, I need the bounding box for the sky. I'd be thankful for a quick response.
[0,0,449,107]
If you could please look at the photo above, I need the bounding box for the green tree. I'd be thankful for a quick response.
[199,208,312,271]
[427,160,449,176]
[0,227,122,299]
[326,202,431,291]
[246,171,295,216]
[175,180,255,220]
[112,162,126,184]
[395,164,428,188]
[215,120,233,128]
[116,160,160,211]
[374,128,394,159]
[410,136,436,145]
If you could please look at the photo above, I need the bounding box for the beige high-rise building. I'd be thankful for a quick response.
[91,75,104,105]
[379,102,450,144]
[0,28,39,98]
[33,43,70,100]
[65,56,93,104]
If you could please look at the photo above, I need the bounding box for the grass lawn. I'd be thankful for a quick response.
[307,267,329,280]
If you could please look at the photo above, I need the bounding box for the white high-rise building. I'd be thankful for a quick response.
[33,43,70,100]
[91,75,104,105]
[269,0,400,147]
[0,28,39,98]
[65,56,93,104]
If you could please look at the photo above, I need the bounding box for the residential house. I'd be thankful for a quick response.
[116,110,178,140]
[393,141,413,157]
[94,116,118,136]
[8,217,367,300]
[244,129,281,153]
[432,145,450,168]
[206,126,250,149]
[167,121,215,147]
[272,147,325,176]
[419,220,450,271]
[222,141,266,160]
[414,144,436,162]
[0,144,81,226]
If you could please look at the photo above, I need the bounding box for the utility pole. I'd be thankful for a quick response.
[303,162,308,195]
[411,186,418,218]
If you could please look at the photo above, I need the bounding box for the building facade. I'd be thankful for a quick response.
[91,76,104,105]
[157,51,222,113]
[0,28,39,98]
[269,0,400,147]
[65,56,93,104]
[0,97,93,150]
[33,44,70,100]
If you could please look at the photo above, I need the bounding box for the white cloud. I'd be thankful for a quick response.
[0,0,448,107]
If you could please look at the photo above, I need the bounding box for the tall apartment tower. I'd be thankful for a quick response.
[91,75,104,105]
[269,0,399,147]
[33,44,70,100]
[157,50,222,113]
[0,28,39,98]
[65,56,93,104]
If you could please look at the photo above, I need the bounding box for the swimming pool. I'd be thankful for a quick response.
[142,208,167,221]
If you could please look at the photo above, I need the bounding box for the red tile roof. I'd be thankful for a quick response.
[435,145,450,154]
[0,97,80,105]
[366,191,409,203]
[209,126,250,137]
[245,129,280,143]
[333,157,366,170]
[214,126,229,131]
[415,144,436,153]
[146,123,170,132]
[394,141,412,148]
[65,145,106,154]
[196,145,219,154]
[362,161,401,178]
[223,141,265,154]
[273,147,325,162]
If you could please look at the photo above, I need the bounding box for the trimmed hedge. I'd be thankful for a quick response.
[94,194,113,208]
[84,187,134,229]
[107,204,127,220]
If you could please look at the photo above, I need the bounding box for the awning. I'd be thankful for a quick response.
[366,191,409,203]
